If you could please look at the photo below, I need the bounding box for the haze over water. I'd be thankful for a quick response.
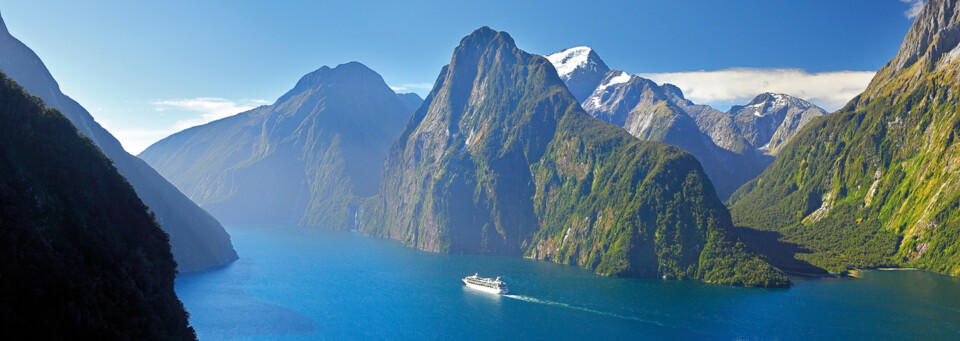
[176,225,960,340]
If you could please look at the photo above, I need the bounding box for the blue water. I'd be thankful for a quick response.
[176,225,960,340]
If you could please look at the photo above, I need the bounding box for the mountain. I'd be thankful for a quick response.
[0,72,195,339]
[397,92,424,113]
[361,27,788,287]
[140,62,411,230]
[545,46,611,103]
[547,48,827,200]
[0,13,237,273]
[578,68,771,199]
[729,0,960,276]
[697,93,827,155]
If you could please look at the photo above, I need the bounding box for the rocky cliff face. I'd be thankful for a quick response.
[363,27,788,287]
[0,72,195,340]
[0,13,236,273]
[546,48,826,200]
[140,62,411,230]
[708,93,826,155]
[579,69,766,199]
[730,0,960,275]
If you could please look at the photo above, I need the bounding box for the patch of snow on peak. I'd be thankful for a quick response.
[546,46,595,80]
[744,102,766,117]
[772,94,788,106]
[597,71,632,91]
[588,96,602,108]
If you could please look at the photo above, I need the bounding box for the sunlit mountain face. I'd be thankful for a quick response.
[2,1,960,340]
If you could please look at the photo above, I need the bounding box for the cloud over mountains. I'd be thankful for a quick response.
[641,68,875,111]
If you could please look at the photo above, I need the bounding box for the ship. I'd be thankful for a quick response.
[462,273,508,294]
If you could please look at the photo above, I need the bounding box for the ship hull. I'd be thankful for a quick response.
[463,279,508,294]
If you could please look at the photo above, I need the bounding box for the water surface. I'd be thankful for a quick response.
[176,225,960,340]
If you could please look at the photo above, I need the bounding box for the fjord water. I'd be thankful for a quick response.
[176,225,960,340]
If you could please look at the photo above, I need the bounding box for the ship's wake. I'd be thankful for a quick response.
[502,295,664,326]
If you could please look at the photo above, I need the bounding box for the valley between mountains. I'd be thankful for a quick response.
[4,1,960,338]
[139,0,960,286]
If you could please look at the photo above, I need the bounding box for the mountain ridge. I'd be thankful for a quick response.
[140,61,412,230]
[0,71,196,339]
[362,27,788,287]
[0,13,237,273]
[547,47,827,199]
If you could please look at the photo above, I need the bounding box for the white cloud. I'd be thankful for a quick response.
[388,83,434,93]
[105,97,270,154]
[113,128,185,155]
[153,97,267,131]
[902,0,924,19]
[640,68,875,111]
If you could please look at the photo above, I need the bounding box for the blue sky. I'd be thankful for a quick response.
[0,0,921,153]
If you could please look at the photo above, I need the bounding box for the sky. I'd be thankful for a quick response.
[0,0,923,154]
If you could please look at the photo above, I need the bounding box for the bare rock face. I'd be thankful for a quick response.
[889,0,960,75]
[726,93,827,155]
[867,0,960,98]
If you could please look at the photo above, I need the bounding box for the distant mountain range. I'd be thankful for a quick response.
[0,13,236,273]
[730,0,960,276]
[0,71,195,339]
[140,62,420,230]
[546,47,827,199]
[361,27,788,287]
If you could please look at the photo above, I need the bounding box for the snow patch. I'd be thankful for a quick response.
[588,96,602,108]
[596,71,632,92]
[546,46,595,80]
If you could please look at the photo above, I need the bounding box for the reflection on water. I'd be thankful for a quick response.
[176,225,960,340]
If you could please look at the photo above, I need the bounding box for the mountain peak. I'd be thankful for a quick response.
[545,46,610,81]
[662,83,685,100]
[730,93,819,118]
[456,26,516,56]
[890,0,960,73]
[748,92,786,105]
[545,46,612,103]
[865,0,960,98]
[278,61,388,103]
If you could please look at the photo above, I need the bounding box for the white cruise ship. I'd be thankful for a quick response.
[462,273,508,294]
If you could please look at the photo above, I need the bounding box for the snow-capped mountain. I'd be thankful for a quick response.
[726,93,826,154]
[545,46,610,102]
[546,46,829,199]
[576,67,764,199]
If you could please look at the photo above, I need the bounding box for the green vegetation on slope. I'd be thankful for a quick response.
[730,0,960,275]
[363,27,788,287]
[0,72,195,339]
